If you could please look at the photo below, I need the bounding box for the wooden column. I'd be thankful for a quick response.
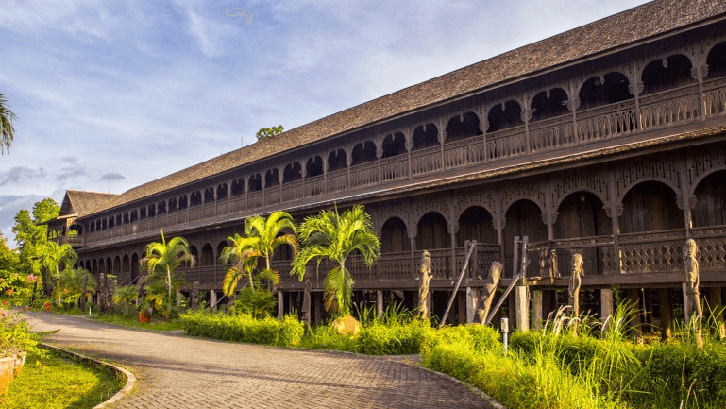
[600,288,615,334]
[608,168,621,274]
[210,290,217,311]
[278,290,284,319]
[531,289,543,331]
[377,290,384,317]
[515,284,529,332]
[657,288,673,340]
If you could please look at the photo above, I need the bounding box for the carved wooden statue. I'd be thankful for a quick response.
[684,238,703,348]
[549,249,559,278]
[301,278,312,325]
[191,280,200,310]
[418,250,432,320]
[568,253,583,318]
[476,261,502,324]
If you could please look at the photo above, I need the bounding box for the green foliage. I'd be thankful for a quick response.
[112,285,139,316]
[0,93,17,155]
[180,312,305,347]
[51,267,95,308]
[357,320,435,355]
[0,305,43,357]
[255,125,284,142]
[141,230,194,317]
[220,211,297,296]
[292,205,380,316]
[230,286,277,318]
[91,315,183,331]
[3,349,124,409]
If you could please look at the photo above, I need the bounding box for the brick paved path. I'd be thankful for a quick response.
[27,313,496,408]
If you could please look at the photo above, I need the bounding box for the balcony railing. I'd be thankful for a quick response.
[78,79,726,247]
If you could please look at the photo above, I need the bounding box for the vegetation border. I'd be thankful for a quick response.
[40,343,136,409]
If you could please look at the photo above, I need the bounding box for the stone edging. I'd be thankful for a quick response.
[41,343,136,408]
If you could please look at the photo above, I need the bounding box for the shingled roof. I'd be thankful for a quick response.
[82,0,726,217]
[62,190,118,216]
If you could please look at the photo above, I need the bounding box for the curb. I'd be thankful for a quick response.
[41,343,136,408]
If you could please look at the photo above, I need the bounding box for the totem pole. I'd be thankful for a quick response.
[418,250,432,321]
[684,239,703,348]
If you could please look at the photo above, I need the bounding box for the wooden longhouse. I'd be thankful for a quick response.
[49,0,726,331]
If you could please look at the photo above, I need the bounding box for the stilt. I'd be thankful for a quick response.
[515,285,529,332]
[376,290,383,317]
[466,287,479,324]
[278,291,284,319]
[600,288,614,334]
[531,289,543,331]
[210,290,217,311]
[657,288,673,341]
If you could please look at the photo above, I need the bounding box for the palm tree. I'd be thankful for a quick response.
[220,211,298,297]
[36,241,77,293]
[53,267,95,307]
[141,230,194,317]
[0,94,17,155]
[292,205,380,316]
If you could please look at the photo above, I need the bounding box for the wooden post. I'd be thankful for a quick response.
[657,288,673,341]
[600,288,614,334]
[515,285,529,332]
[376,290,384,318]
[466,287,478,324]
[278,290,284,319]
[531,289,543,331]
[210,290,217,311]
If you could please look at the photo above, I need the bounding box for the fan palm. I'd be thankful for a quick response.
[220,211,298,297]
[141,230,194,317]
[292,205,380,316]
[53,267,95,307]
[36,241,77,285]
[0,93,16,155]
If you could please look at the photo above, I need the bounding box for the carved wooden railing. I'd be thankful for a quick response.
[617,229,686,274]
[76,80,726,247]
[529,235,614,277]
[691,225,726,272]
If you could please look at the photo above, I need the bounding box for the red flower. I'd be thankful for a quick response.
[5,289,13,296]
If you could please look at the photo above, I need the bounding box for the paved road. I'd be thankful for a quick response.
[27,313,495,408]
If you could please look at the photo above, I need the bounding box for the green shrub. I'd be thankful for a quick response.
[358,320,435,355]
[180,312,304,347]
[422,324,500,355]
[298,324,359,352]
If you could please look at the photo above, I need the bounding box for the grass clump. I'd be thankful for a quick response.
[91,314,183,332]
[1,348,124,409]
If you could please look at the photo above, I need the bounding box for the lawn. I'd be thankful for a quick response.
[91,314,183,332]
[1,348,124,409]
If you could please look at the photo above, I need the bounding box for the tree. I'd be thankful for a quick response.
[292,205,380,316]
[220,211,298,298]
[141,230,194,317]
[256,125,283,142]
[12,198,61,295]
[36,241,78,283]
[52,266,95,308]
[0,93,17,155]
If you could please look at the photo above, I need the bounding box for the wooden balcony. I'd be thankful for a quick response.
[77,79,726,250]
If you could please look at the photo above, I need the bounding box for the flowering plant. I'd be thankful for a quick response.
[0,305,42,357]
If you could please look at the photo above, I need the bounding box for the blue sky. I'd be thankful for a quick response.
[0,0,651,202]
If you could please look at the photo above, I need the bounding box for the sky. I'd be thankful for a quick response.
[0,0,652,206]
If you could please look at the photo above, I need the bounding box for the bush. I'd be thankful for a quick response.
[358,320,436,355]
[180,312,304,347]
[422,324,501,355]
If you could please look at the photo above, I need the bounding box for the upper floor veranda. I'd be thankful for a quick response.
[52,18,726,249]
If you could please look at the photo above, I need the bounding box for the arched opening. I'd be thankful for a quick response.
[531,88,569,122]
[307,156,324,177]
[265,168,280,188]
[168,197,178,213]
[102,219,107,230]
[189,246,198,268]
[283,162,302,183]
[231,178,245,196]
[381,132,407,159]
[412,124,438,151]
[201,244,214,266]
[158,200,167,215]
[216,241,228,264]
[148,204,156,218]
[139,207,147,220]
[641,54,696,95]
[130,210,138,223]
[456,206,497,246]
[579,72,632,110]
[95,220,101,231]
[446,112,483,143]
[131,253,140,283]
[70,224,82,235]
[619,181,682,233]
[351,141,377,166]
[216,183,228,200]
[503,200,547,277]
[554,192,612,275]
[326,149,346,173]
[99,258,106,275]
[693,169,726,228]
[415,212,450,250]
[108,216,115,229]
[178,195,188,210]
[706,42,726,79]
[115,214,122,226]
[487,100,524,133]
[123,212,129,224]
[248,174,263,192]
[204,187,215,203]
[113,256,121,276]
[190,191,202,207]
[122,255,130,275]
[380,217,411,253]
[85,260,91,272]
